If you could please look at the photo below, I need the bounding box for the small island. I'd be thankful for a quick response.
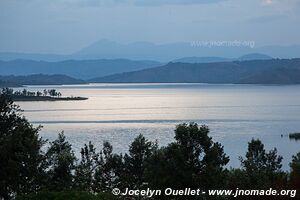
[1,88,88,101]
[289,132,300,141]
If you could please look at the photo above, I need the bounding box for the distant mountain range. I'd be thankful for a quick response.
[172,53,273,63]
[237,53,273,61]
[1,40,300,62]
[73,40,300,61]
[0,52,66,62]
[0,74,86,86]
[1,58,300,85]
[1,46,300,85]
[0,53,273,81]
[172,57,230,63]
[0,59,161,79]
[89,58,300,84]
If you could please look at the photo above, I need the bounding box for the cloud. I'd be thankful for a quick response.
[262,0,273,5]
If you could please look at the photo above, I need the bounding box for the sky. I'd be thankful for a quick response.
[0,0,299,54]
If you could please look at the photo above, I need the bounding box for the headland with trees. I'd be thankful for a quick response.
[1,88,88,101]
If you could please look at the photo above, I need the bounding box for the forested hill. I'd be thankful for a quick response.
[89,58,300,84]
[0,59,161,79]
[0,80,21,87]
[0,74,86,86]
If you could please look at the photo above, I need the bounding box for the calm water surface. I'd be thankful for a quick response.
[16,83,300,169]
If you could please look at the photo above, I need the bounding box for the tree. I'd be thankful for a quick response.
[123,134,157,190]
[239,139,286,189]
[226,168,250,189]
[74,142,100,192]
[22,89,27,96]
[290,152,300,190]
[43,89,48,96]
[0,90,46,199]
[48,89,57,97]
[1,88,13,96]
[45,132,76,191]
[145,123,229,198]
[36,91,42,97]
[93,142,123,193]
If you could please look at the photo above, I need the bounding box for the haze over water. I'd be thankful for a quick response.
[16,83,300,169]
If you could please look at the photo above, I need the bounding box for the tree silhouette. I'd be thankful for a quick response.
[0,90,46,199]
[45,132,76,191]
[290,152,300,190]
[145,123,229,198]
[239,139,286,189]
[74,142,100,192]
[93,142,123,193]
[123,134,157,190]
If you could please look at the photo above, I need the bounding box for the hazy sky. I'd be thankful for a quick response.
[0,0,299,54]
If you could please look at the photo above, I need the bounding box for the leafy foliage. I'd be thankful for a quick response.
[290,152,300,190]
[123,134,157,190]
[93,142,123,193]
[238,139,287,189]
[74,142,100,192]
[145,123,229,200]
[0,89,46,199]
[45,132,76,191]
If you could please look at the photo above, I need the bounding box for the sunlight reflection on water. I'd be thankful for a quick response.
[15,83,300,170]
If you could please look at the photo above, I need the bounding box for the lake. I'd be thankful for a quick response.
[16,83,300,170]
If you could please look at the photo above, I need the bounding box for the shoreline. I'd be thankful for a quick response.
[12,96,88,101]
